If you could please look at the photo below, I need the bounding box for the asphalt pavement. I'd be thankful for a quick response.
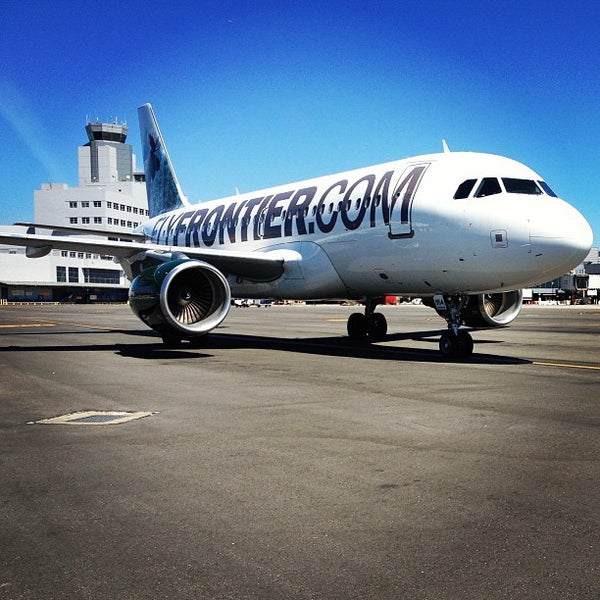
[1,303,598,599]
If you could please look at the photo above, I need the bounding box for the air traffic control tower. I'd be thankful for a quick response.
[79,121,135,185]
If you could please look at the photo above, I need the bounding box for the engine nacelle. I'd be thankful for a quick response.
[462,290,523,328]
[129,259,231,338]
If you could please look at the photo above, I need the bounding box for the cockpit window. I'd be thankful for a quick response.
[502,178,542,195]
[455,177,558,199]
[453,179,477,199]
[537,180,558,197]
[474,178,502,198]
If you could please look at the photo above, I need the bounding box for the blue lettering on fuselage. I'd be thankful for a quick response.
[186,208,208,246]
[264,191,292,239]
[202,204,224,247]
[153,166,425,247]
[219,200,247,245]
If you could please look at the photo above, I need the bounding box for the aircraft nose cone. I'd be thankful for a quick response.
[530,199,593,273]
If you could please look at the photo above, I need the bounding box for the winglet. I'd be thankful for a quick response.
[442,139,451,153]
[138,103,189,218]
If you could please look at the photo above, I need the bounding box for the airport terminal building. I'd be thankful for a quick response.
[0,121,148,302]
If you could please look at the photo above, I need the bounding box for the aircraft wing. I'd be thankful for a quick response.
[13,221,147,242]
[0,231,285,281]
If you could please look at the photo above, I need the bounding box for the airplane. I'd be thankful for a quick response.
[0,103,593,359]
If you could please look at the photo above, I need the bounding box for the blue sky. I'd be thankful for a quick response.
[1,0,599,244]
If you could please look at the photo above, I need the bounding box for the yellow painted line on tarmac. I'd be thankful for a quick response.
[0,320,111,331]
[56,321,117,331]
[533,361,600,372]
[327,318,349,322]
[0,323,56,329]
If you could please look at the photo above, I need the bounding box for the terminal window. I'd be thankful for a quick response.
[82,268,120,284]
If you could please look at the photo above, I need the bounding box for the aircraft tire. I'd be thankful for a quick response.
[456,330,474,358]
[347,312,369,341]
[439,331,473,360]
[439,332,457,359]
[370,313,388,341]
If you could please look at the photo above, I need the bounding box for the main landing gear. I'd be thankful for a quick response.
[347,297,388,342]
[434,294,474,360]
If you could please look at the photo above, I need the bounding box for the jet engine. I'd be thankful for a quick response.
[129,259,231,342]
[461,290,523,328]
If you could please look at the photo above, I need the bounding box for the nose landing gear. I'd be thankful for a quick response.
[439,329,474,359]
[434,294,474,360]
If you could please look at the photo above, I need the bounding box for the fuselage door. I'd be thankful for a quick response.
[388,163,429,238]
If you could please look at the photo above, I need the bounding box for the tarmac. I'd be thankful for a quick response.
[1,303,598,599]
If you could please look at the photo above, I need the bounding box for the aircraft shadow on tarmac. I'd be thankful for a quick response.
[177,330,529,365]
[0,327,529,365]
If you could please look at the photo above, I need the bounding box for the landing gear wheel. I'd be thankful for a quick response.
[439,332,457,359]
[370,313,388,341]
[456,330,474,358]
[439,331,473,360]
[347,312,369,341]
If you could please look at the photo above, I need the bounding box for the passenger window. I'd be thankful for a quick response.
[502,178,542,195]
[454,179,477,199]
[475,178,502,198]
[537,180,558,197]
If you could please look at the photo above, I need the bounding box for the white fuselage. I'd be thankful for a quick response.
[141,151,592,300]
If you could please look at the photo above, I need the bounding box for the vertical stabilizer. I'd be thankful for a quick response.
[138,103,189,218]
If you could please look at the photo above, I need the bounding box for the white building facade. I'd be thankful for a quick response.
[0,121,148,302]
